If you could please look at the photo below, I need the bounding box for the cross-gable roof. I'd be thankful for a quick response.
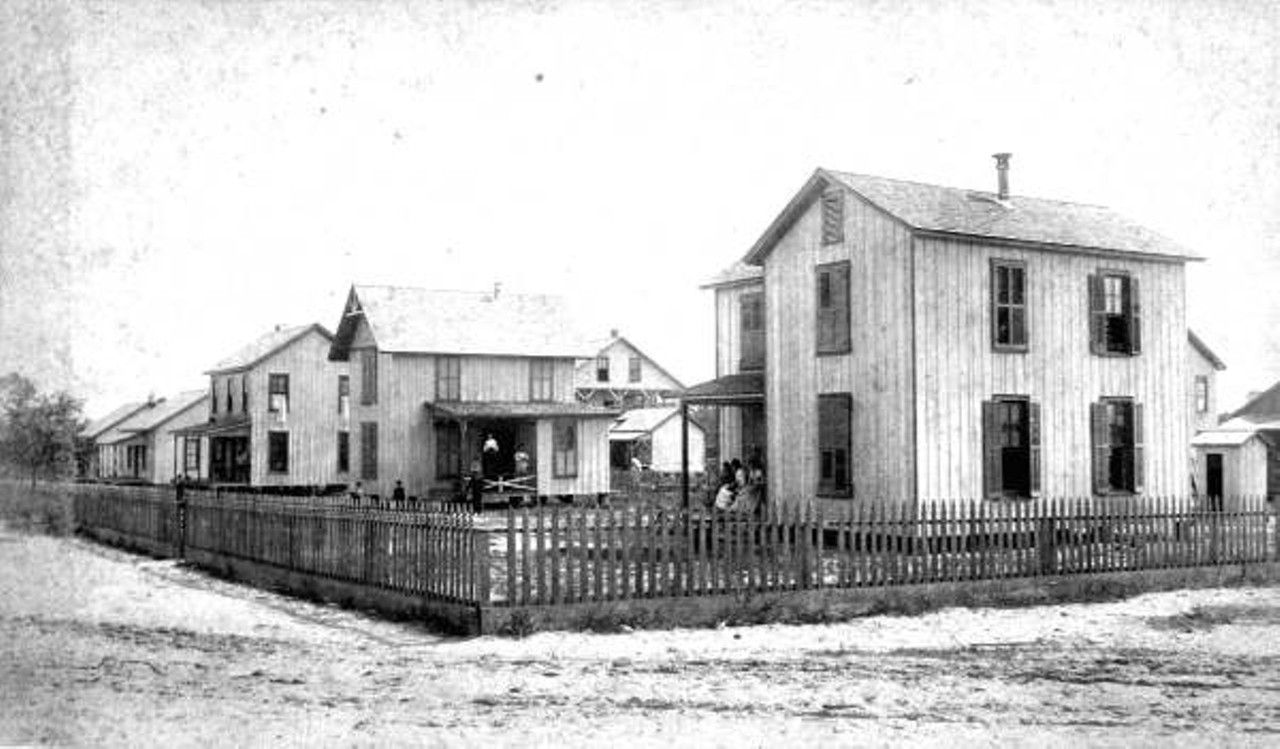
[208,323,331,374]
[331,285,595,360]
[745,168,1203,265]
[81,401,150,439]
[610,406,682,435]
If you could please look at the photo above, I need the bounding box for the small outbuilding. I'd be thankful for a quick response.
[1191,427,1272,509]
[609,406,705,474]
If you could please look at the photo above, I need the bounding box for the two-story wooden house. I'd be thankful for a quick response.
[174,324,349,489]
[713,157,1204,511]
[574,331,685,409]
[328,285,617,501]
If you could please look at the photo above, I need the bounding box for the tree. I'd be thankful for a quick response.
[0,373,86,486]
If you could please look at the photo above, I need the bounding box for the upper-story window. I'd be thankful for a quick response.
[991,260,1028,351]
[210,379,218,415]
[816,261,851,355]
[530,358,555,402]
[1195,375,1209,414]
[224,379,233,414]
[1091,398,1144,494]
[1089,272,1141,356]
[595,356,610,383]
[740,291,764,371]
[821,189,844,245]
[360,349,378,405]
[628,356,641,383]
[268,373,289,414]
[338,375,350,419]
[436,356,461,402]
[241,376,248,414]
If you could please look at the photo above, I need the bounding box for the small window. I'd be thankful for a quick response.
[1089,272,1141,356]
[1195,375,1209,414]
[338,375,349,418]
[816,262,851,355]
[1091,399,1144,494]
[435,422,461,479]
[991,260,1028,351]
[224,379,232,414]
[360,421,378,480]
[268,373,289,414]
[628,356,641,383]
[530,358,555,402]
[596,356,610,383]
[337,431,349,473]
[740,291,765,371]
[821,189,844,245]
[436,356,461,402]
[553,419,578,478]
[360,349,378,405]
[982,397,1041,498]
[268,431,289,473]
[183,438,201,474]
[210,380,218,415]
[241,376,249,414]
[817,393,851,496]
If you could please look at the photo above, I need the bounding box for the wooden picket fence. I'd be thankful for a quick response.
[68,484,1278,610]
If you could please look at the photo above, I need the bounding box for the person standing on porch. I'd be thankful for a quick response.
[482,433,500,478]
[514,444,530,475]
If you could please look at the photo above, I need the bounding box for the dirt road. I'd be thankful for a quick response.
[2,527,1278,746]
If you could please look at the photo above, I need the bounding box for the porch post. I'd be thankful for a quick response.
[681,400,690,510]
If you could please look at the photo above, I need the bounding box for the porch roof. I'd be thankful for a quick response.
[171,415,252,437]
[681,372,764,405]
[425,401,621,420]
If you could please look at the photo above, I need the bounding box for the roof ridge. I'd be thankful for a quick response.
[824,168,1114,209]
[355,283,560,300]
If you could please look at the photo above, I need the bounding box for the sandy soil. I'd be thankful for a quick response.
[1,527,1278,747]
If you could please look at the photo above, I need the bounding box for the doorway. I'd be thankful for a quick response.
[1206,453,1224,511]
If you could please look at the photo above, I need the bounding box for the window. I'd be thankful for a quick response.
[127,445,147,476]
[435,422,461,479]
[360,349,378,405]
[596,356,610,383]
[821,189,844,245]
[740,291,765,371]
[991,260,1028,351]
[225,379,233,414]
[241,376,248,414]
[553,419,578,477]
[338,375,349,419]
[530,358,555,402]
[360,421,378,480]
[628,356,641,383]
[982,397,1041,498]
[818,393,851,496]
[337,430,349,473]
[183,438,201,474]
[1091,399,1144,494]
[210,380,218,415]
[268,431,288,473]
[816,261,851,354]
[268,374,289,414]
[1089,272,1141,355]
[1195,375,1209,414]
[436,356,461,402]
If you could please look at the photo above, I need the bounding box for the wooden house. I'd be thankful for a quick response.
[81,400,151,478]
[173,324,349,489]
[697,157,1205,512]
[1211,381,1280,500]
[1188,330,1226,435]
[95,390,209,483]
[1190,429,1270,509]
[608,406,706,474]
[328,285,617,501]
[574,331,685,408]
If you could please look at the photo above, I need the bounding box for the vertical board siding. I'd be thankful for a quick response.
[714,281,764,378]
[537,418,611,496]
[149,400,209,484]
[1188,343,1220,435]
[912,237,1190,502]
[765,188,915,510]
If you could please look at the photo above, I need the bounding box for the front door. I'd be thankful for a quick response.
[1206,453,1224,510]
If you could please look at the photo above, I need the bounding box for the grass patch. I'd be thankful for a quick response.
[0,480,76,536]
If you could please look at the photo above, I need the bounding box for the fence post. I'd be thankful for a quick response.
[1037,500,1055,575]
[472,513,491,605]
[175,481,187,558]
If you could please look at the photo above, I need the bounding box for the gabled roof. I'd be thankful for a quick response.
[681,372,764,404]
[581,332,686,390]
[610,406,682,435]
[1191,429,1263,448]
[97,400,165,445]
[1188,330,1226,371]
[1229,379,1280,422]
[81,401,150,440]
[208,324,332,374]
[700,260,763,289]
[332,285,595,360]
[744,167,1203,265]
[120,390,208,433]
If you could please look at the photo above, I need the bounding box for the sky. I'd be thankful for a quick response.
[3,0,1278,418]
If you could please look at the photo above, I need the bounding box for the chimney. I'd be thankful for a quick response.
[610,328,619,338]
[992,152,1011,200]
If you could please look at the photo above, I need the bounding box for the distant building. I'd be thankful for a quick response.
[1188,330,1226,435]
[95,390,208,483]
[608,406,706,474]
[81,401,152,479]
[574,331,684,409]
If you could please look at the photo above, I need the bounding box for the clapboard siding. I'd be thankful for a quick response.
[912,236,1190,500]
[764,188,915,510]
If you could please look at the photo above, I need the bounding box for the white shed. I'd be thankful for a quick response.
[609,407,706,474]
[1191,428,1270,509]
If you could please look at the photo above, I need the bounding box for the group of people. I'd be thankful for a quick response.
[713,457,765,515]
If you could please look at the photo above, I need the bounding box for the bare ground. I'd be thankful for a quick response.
[1,527,1279,747]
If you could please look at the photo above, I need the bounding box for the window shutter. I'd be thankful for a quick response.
[834,263,851,351]
[982,400,1002,499]
[989,263,1000,347]
[1132,402,1145,493]
[1091,402,1109,494]
[815,269,831,351]
[1088,274,1105,354]
[1128,277,1142,355]
[1029,401,1042,497]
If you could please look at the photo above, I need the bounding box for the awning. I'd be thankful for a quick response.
[425,401,621,420]
[681,372,764,405]
[172,415,252,437]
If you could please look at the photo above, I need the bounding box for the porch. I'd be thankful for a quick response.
[173,416,251,485]
[678,372,765,507]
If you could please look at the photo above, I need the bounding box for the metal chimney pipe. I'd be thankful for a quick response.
[993,152,1011,200]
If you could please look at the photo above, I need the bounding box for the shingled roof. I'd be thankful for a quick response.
[332,285,596,359]
[700,260,763,289]
[745,168,1202,264]
[208,323,331,374]
[119,390,208,433]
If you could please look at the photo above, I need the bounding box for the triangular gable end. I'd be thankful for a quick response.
[330,286,373,362]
